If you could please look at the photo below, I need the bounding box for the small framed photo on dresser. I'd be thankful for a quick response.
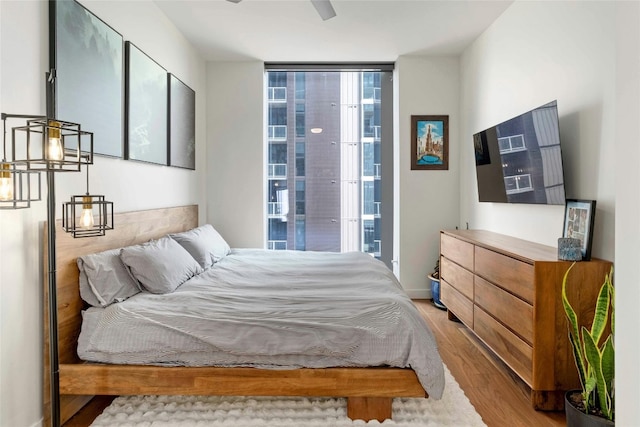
[562,199,596,261]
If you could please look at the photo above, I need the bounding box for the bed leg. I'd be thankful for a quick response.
[347,397,392,421]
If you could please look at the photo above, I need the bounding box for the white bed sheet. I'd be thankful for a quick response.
[78,249,445,399]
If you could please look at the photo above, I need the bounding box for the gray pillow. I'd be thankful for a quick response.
[119,236,203,294]
[170,224,231,269]
[77,248,141,307]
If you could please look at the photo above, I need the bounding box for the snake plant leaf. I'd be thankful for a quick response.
[601,335,615,419]
[590,279,611,345]
[583,326,613,420]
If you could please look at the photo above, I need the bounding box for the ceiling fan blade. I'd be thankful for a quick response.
[226,0,242,3]
[310,0,336,21]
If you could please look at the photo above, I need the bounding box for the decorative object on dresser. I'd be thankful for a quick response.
[558,237,583,261]
[438,229,612,411]
[562,263,614,426]
[563,199,596,261]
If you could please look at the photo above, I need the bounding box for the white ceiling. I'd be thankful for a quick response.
[153,0,514,62]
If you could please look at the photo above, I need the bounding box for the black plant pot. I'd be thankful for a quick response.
[565,390,614,427]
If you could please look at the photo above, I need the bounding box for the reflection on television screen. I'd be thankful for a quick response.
[472,100,566,205]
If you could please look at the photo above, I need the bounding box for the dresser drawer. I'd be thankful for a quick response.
[440,279,473,328]
[440,233,474,271]
[474,306,533,387]
[440,256,474,300]
[474,275,533,345]
[474,246,534,304]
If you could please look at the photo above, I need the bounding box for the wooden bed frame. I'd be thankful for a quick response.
[43,205,427,426]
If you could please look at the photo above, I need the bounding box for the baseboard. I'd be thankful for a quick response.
[406,288,432,300]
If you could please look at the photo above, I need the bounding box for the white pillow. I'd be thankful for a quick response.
[119,236,203,294]
[170,224,231,268]
[77,248,141,307]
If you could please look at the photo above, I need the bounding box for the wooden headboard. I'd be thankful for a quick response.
[43,205,199,424]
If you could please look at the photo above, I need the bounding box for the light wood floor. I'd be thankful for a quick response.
[414,299,566,427]
[63,299,566,427]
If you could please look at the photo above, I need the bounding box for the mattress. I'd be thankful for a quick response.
[77,249,445,399]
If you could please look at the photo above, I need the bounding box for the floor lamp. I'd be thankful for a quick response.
[3,74,114,427]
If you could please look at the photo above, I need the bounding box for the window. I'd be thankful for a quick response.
[499,135,526,153]
[505,174,533,194]
[295,103,305,137]
[295,142,305,176]
[265,65,394,267]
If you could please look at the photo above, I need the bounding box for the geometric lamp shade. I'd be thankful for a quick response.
[62,194,114,238]
[0,162,42,209]
[11,117,93,172]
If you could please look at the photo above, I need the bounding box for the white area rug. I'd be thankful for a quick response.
[91,366,485,426]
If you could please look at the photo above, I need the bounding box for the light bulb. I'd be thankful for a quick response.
[79,196,94,229]
[0,163,13,201]
[47,121,64,161]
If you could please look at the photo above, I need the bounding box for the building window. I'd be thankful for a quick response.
[295,72,305,100]
[296,103,305,137]
[295,142,305,177]
[295,218,306,250]
[296,180,305,214]
[499,134,526,153]
[265,66,393,265]
[505,174,533,194]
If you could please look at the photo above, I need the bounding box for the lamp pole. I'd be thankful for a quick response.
[46,69,60,427]
[47,169,60,427]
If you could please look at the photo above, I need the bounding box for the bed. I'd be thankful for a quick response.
[43,205,444,425]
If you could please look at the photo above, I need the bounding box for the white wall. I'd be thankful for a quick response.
[613,2,640,425]
[460,1,615,259]
[205,61,265,248]
[460,1,639,423]
[0,1,206,426]
[396,56,460,297]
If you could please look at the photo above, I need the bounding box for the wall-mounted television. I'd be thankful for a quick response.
[472,100,566,205]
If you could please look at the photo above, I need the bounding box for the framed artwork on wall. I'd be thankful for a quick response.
[125,41,168,165]
[168,74,196,170]
[51,0,124,157]
[410,115,449,170]
[562,199,596,261]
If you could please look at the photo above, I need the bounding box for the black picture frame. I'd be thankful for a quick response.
[50,0,124,158]
[168,74,196,170]
[125,42,168,165]
[410,115,449,170]
[562,199,596,261]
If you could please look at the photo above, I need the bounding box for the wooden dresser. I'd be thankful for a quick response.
[439,229,612,410]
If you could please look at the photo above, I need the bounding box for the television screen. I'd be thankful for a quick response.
[472,100,566,205]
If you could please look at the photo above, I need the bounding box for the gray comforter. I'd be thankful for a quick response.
[78,249,445,399]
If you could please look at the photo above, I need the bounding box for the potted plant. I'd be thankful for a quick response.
[428,259,446,310]
[562,263,614,426]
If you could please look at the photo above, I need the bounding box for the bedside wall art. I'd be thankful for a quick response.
[125,41,168,165]
[50,0,124,157]
[168,74,196,170]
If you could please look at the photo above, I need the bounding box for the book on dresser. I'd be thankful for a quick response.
[438,229,612,411]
